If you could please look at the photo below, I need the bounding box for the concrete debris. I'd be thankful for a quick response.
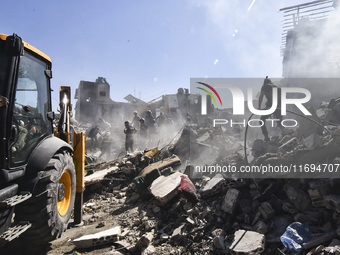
[134,169,161,200]
[221,188,240,214]
[139,154,181,176]
[84,166,120,185]
[284,184,311,211]
[213,235,225,250]
[63,95,340,255]
[198,173,225,198]
[149,171,183,205]
[303,133,323,149]
[141,244,156,255]
[73,226,121,249]
[229,230,265,254]
[171,224,186,240]
[113,240,133,252]
[136,231,154,251]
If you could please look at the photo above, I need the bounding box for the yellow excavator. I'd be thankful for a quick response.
[0,33,85,246]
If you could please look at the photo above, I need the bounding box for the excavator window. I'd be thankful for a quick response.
[10,51,52,166]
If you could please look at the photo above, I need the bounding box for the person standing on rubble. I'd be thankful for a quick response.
[99,131,112,160]
[138,118,148,149]
[124,121,137,154]
[258,76,284,142]
[156,112,166,127]
[132,111,140,129]
[86,117,111,148]
[86,124,100,148]
[145,110,155,127]
[156,112,166,141]
[145,110,158,144]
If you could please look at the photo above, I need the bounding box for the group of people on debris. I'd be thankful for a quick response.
[86,110,177,158]
[86,76,286,159]
[124,110,174,154]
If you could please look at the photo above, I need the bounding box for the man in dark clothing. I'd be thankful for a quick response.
[258,76,283,142]
[138,118,148,149]
[156,112,166,127]
[145,110,158,143]
[145,110,155,127]
[124,121,137,153]
[132,111,140,129]
[87,126,100,147]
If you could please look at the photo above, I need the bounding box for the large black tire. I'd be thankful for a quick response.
[15,151,76,243]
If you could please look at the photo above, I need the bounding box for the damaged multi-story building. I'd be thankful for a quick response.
[74,77,212,125]
[74,77,146,125]
[280,0,340,106]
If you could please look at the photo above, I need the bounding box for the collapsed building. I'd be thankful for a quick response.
[74,77,141,125]
[74,77,213,126]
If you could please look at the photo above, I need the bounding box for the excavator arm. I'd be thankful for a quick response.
[55,86,85,224]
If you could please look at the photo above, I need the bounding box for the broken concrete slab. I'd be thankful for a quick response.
[134,169,161,200]
[253,220,268,234]
[196,131,211,143]
[229,230,265,254]
[258,202,274,220]
[84,166,120,186]
[199,173,225,198]
[303,134,323,150]
[141,244,156,255]
[213,235,225,250]
[138,155,181,176]
[114,240,133,252]
[221,188,239,214]
[136,232,154,251]
[284,184,311,211]
[121,161,136,175]
[73,226,121,249]
[149,171,183,205]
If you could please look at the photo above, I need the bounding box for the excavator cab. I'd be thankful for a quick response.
[0,34,84,246]
[0,34,54,170]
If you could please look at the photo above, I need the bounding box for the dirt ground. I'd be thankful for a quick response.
[1,180,190,255]
[2,191,140,255]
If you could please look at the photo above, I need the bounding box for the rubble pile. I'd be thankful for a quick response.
[70,97,340,255]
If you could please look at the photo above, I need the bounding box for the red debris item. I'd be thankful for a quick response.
[178,175,199,204]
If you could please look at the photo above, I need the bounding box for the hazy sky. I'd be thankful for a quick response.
[1,0,313,109]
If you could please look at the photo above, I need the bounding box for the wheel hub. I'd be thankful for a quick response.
[58,170,72,216]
